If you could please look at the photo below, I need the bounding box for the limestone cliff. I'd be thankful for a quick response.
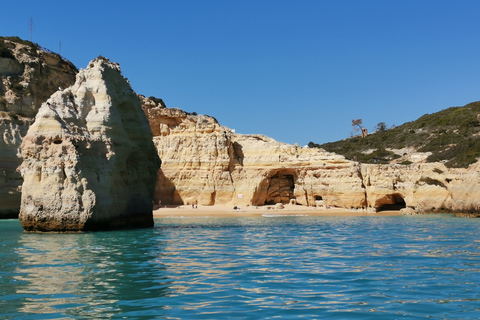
[0,37,77,217]
[142,98,366,208]
[361,162,480,214]
[19,58,160,231]
[141,98,236,205]
[142,98,480,215]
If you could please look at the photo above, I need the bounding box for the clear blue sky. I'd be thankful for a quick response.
[2,0,480,145]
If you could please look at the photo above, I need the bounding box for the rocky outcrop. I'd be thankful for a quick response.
[362,162,480,214]
[228,134,366,208]
[0,37,77,218]
[19,58,160,231]
[142,99,366,208]
[143,99,480,215]
[141,100,237,205]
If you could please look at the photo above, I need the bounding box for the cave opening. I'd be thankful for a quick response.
[264,173,295,205]
[377,194,406,212]
[251,169,299,206]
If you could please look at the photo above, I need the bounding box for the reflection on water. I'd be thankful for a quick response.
[1,226,171,319]
[1,215,480,319]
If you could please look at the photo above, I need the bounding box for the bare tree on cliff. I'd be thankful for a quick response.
[352,119,368,137]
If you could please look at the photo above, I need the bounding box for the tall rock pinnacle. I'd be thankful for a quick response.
[18,57,160,231]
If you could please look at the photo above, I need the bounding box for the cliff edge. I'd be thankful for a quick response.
[0,37,77,218]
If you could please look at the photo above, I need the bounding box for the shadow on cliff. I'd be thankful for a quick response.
[154,169,183,206]
[376,193,406,212]
[252,168,298,206]
[230,141,244,167]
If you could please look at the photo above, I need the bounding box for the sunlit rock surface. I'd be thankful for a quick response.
[362,163,480,214]
[142,99,366,208]
[19,58,160,231]
[0,38,77,217]
[143,98,480,215]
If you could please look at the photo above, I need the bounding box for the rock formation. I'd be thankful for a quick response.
[142,99,366,208]
[0,37,77,218]
[2,35,479,221]
[19,57,160,231]
[362,162,480,214]
[142,98,480,215]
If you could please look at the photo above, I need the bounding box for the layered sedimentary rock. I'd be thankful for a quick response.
[142,99,366,208]
[143,100,480,214]
[141,100,237,205]
[228,134,366,208]
[362,162,480,214]
[0,38,77,217]
[19,58,160,231]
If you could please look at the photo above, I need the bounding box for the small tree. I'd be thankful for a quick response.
[352,119,363,131]
[352,119,368,138]
[352,119,364,133]
[375,122,387,132]
[308,141,320,148]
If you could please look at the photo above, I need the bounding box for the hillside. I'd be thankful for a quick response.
[309,101,480,168]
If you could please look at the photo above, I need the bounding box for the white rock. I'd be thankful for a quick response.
[18,57,160,231]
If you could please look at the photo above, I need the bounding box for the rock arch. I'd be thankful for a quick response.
[376,193,406,212]
[252,169,297,206]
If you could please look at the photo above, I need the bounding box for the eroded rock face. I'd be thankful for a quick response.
[362,162,480,214]
[141,99,235,206]
[143,99,480,214]
[228,134,366,208]
[142,99,366,208]
[19,58,160,231]
[0,38,77,217]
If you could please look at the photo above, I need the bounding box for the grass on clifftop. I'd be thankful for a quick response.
[0,36,68,63]
[309,101,480,168]
[0,36,38,58]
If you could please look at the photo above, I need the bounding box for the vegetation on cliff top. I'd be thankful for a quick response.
[309,101,480,168]
[0,36,71,64]
[0,36,38,58]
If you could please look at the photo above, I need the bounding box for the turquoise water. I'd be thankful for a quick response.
[1,215,480,319]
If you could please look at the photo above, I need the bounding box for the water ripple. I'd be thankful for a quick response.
[1,215,480,319]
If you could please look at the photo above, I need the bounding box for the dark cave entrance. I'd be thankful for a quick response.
[265,173,295,205]
[253,170,297,206]
[377,194,406,212]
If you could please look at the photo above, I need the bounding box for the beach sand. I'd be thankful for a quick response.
[153,204,401,218]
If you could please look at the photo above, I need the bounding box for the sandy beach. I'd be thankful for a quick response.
[153,204,401,218]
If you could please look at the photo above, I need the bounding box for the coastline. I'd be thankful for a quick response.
[153,204,401,218]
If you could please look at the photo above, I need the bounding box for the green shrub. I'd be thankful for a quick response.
[0,39,14,59]
[3,36,37,48]
[148,96,166,107]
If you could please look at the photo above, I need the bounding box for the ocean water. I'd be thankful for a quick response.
[1,215,480,319]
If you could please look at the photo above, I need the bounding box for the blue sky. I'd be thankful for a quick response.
[2,1,480,145]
